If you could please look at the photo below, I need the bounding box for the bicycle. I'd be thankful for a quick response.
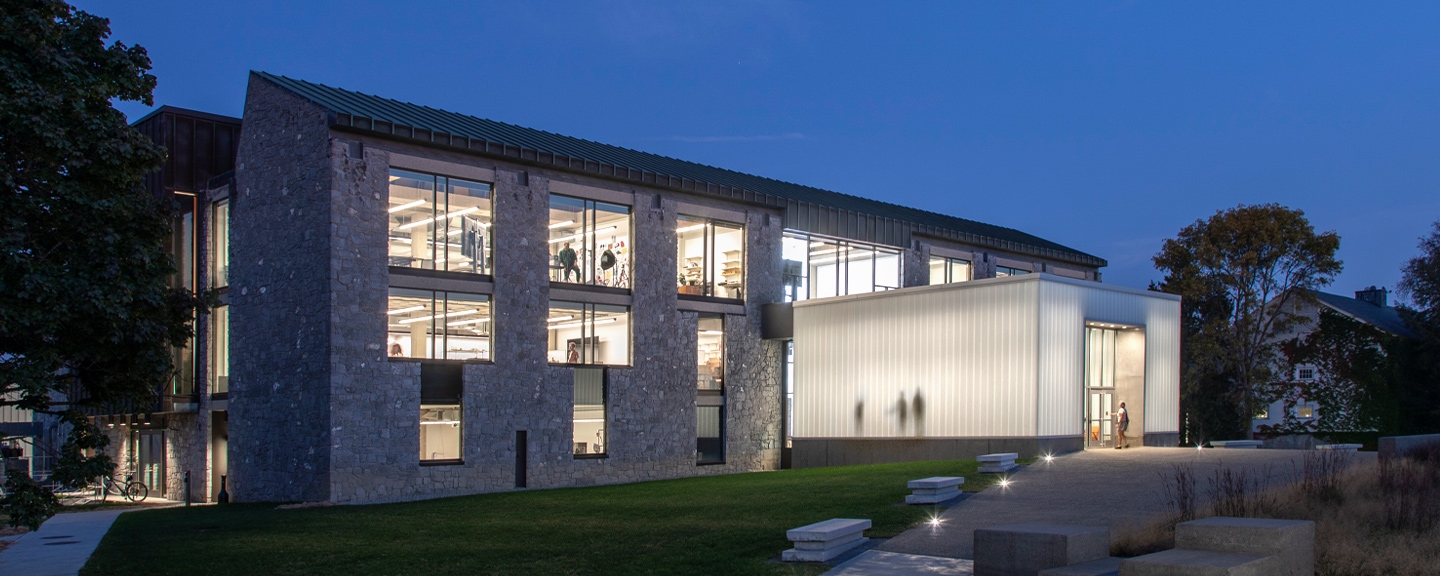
[92,474,149,503]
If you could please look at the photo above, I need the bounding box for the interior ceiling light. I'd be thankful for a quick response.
[548,220,575,229]
[676,224,705,233]
[387,305,426,315]
[546,315,574,323]
[549,226,618,244]
[388,199,426,213]
[398,207,480,230]
[446,317,491,327]
[548,317,618,330]
[699,330,724,336]
[399,309,479,324]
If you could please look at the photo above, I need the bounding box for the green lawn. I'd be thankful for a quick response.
[84,459,1017,576]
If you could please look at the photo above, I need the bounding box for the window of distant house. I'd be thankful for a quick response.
[211,305,229,395]
[549,195,631,288]
[1297,406,1315,419]
[388,169,493,275]
[996,265,1030,278]
[1255,407,1269,420]
[573,368,607,458]
[697,315,725,464]
[928,255,971,285]
[1297,367,1315,381]
[211,200,229,288]
[387,288,491,360]
[677,216,745,300]
[547,301,630,366]
[783,232,901,300]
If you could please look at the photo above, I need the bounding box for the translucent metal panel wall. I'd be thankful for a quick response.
[793,280,1040,438]
[1028,279,1181,437]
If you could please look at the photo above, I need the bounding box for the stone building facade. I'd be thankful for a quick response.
[100,72,1107,504]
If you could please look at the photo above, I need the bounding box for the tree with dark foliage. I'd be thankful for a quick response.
[1267,309,1397,435]
[1397,221,1440,433]
[0,0,206,529]
[1152,204,1342,443]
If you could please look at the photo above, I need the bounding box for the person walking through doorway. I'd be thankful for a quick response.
[558,241,579,282]
[1114,402,1130,449]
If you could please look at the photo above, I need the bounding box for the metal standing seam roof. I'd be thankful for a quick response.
[253,71,1106,267]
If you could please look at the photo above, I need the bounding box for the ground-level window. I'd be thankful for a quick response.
[547,301,630,366]
[388,169,493,275]
[387,289,491,360]
[697,315,725,464]
[549,195,631,288]
[211,305,229,395]
[420,404,462,462]
[677,217,745,299]
[928,255,971,285]
[782,232,901,300]
[573,368,606,457]
[995,265,1030,278]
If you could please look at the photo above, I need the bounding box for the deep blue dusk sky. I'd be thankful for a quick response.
[82,1,1440,296]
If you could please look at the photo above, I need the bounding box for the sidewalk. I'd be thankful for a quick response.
[0,508,129,576]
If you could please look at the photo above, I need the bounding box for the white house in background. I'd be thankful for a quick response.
[1251,286,1416,436]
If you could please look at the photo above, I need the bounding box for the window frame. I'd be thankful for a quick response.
[572,367,608,459]
[211,199,230,288]
[927,255,972,285]
[548,194,633,289]
[783,231,902,300]
[386,288,494,362]
[697,314,726,464]
[677,217,746,301]
[387,168,494,276]
[547,301,632,367]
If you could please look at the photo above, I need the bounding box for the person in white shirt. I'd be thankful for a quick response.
[1113,402,1130,449]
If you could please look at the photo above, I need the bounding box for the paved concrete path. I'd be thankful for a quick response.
[879,446,1374,560]
[0,508,128,576]
[826,550,974,575]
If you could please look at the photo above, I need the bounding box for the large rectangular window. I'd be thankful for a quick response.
[172,195,197,396]
[697,315,725,464]
[387,289,492,360]
[547,301,630,366]
[573,368,606,457]
[996,265,1030,278]
[420,363,463,464]
[928,255,971,285]
[210,305,229,395]
[549,195,631,288]
[211,200,229,288]
[677,217,745,300]
[788,233,901,300]
[388,169,493,275]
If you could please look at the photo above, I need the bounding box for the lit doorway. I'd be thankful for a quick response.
[136,430,166,497]
[1087,390,1114,448]
[1084,322,1146,449]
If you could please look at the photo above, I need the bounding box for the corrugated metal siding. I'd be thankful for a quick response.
[794,280,1040,438]
[794,276,1181,440]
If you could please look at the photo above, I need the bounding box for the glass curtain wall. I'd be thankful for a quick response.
[212,200,229,288]
[697,315,725,463]
[547,301,630,366]
[210,306,229,395]
[676,217,745,299]
[573,368,606,457]
[549,195,631,288]
[386,289,492,360]
[388,169,493,275]
[784,232,901,300]
[928,256,971,285]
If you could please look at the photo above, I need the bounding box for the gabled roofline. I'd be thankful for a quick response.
[250,71,1109,269]
[130,105,242,127]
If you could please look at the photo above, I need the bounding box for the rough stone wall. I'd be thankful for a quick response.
[229,75,336,502]
[162,413,205,501]
[718,210,785,472]
[903,242,929,287]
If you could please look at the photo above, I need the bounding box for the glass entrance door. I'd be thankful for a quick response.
[137,430,166,497]
[1087,391,1114,449]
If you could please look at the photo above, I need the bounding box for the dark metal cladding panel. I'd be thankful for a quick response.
[173,116,195,192]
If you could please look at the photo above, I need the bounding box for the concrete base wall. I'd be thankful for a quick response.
[791,436,1083,468]
[1143,432,1180,447]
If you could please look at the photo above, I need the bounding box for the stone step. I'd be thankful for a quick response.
[974,523,1109,576]
[1175,517,1314,576]
[1119,548,1280,576]
[783,518,871,563]
[1038,556,1121,576]
[1209,440,1262,449]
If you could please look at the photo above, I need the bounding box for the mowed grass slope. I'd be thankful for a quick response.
[83,459,1009,576]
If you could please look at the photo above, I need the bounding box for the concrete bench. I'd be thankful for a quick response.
[1037,556,1121,576]
[974,523,1109,576]
[906,476,964,504]
[1119,548,1280,576]
[1208,440,1262,449]
[978,452,1019,473]
[1315,443,1361,452]
[781,518,871,563]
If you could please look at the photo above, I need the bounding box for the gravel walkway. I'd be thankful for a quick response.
[878,446,1374,559]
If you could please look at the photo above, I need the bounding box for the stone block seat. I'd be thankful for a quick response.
[1315,443,1362,452]
[977,452,1019,473]
[974,523,1109,576]
[1209,440,1263,449]
[1037,556,1122,576]
[906,476,964,504]
[1119,517,1315,576]
[781,518,871,563]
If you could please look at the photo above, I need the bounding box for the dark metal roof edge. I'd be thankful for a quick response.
[130,104,242,128]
